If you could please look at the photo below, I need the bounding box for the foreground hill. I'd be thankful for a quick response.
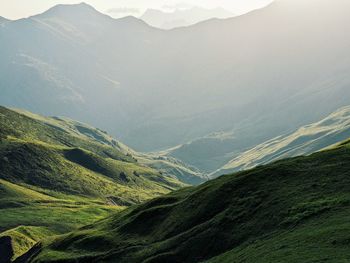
[0,106,186,262]
[20,138,350,262]
[212,106,350,177]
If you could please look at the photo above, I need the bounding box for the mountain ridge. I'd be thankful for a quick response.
[140,6,234,29]
[0,105,189,261]
[1,0,350,153]
[17,136,350,263]
[212,105,350,177]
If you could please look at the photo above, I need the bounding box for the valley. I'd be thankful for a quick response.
[0,106,188,261]
[1,0,350,262]
[17,137,350,262]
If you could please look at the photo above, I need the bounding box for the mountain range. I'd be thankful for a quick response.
[140,7,234,29]
[1,0,350,261]
[1,0,350,158]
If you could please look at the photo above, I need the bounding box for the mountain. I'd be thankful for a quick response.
[18,137,350,263]
[0,106,186,261]
[1,0,350,155]
[140,7,234,29]
[135,152,206,185]
[0,16,10,24]
[213,105,350,177]
[161,130,270,173]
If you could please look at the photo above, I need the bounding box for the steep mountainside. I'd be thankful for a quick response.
[1,0,350,152]
[19,138,350,263]
[14,108,205,185]
[0,106,184,201]
[0,106,185,262]
[213,106,350,176]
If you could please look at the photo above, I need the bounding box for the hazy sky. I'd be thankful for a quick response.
[0,0,273,19]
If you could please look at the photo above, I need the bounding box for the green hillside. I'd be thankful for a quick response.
[21,138,350,262]
[213,106,350,177]
[15,108,205,185]
[0,106,185,262]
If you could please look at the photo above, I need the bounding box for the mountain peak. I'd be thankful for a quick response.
[0,16,10,23]
[34,2,105,20]
[141,6,234,29]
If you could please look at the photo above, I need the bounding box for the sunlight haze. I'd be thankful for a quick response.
[0,0,273,19]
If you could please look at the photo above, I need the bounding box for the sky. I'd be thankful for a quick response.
[0,0,273,20]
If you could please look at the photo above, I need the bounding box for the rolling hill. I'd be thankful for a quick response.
[212,105,350,177]
[17,137,350,263]
[1,0,350,153]
[0,106,187,262]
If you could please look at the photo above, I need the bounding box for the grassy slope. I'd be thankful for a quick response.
[0,106,184,202]
[213,106,350,177]
[0,177,118,262]
[16,109,205,186]
[23,139,350,263]
[136,152,207,185]
[0,106,185,261]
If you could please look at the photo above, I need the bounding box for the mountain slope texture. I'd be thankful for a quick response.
[0,106,185,262]
[213,105,350,176]
[18,138,350,263]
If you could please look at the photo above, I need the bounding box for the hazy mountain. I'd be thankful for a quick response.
[140,7,234,29]
[1,0,350,155]
[0,16,10,24]
[19,138,350,262]
[212,106,350,177]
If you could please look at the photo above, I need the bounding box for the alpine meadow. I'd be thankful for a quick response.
[1,0,350,262]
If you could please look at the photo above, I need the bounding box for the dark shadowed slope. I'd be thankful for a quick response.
[21,138,350,263]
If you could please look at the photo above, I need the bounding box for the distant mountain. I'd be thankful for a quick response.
[1,0,350,155]
[140,7,234,29]
[162,129,273,173]
[0,16,9,24]
[212,106,350,177]
[20,137,350,263]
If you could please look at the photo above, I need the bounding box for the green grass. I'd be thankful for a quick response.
[0,226,56,262]
[25,140,350,263]
[214,106,350,177]
[0,106,186,262]
[0,178,119,261]
[0,106,184,203]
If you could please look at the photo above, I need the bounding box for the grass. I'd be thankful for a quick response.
[25,140,350,263]
[0,226,56,262]
[0,106,185,261]
[0,178,120,261]
[0,106,184,203]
